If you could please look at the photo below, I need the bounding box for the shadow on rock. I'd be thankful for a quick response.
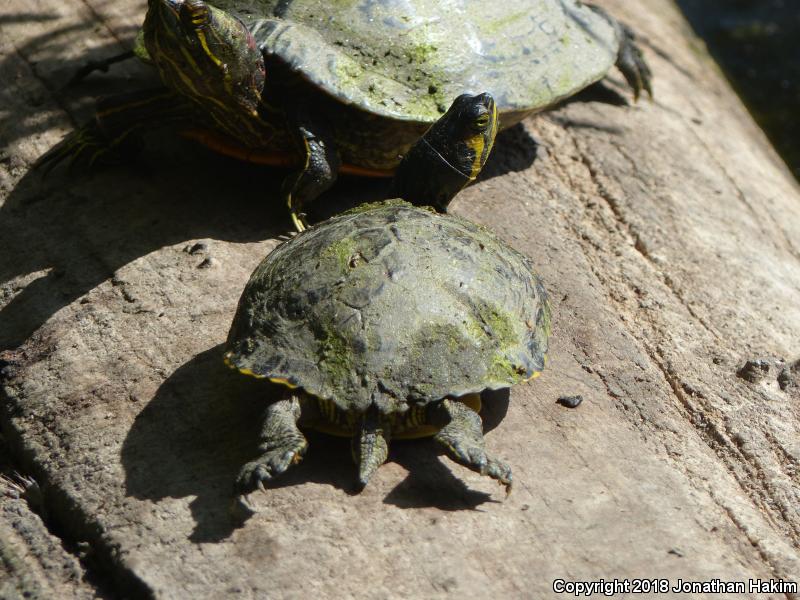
[478,124,540,183]
[381,388,509,511]
[121,345,292,543]
[566,80,631,108]
[121,347,512,541]
[2,43,538,355]
[0,142,290,351]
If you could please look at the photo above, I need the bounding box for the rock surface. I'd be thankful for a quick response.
[0,448,99,599]
[1,0,799,597]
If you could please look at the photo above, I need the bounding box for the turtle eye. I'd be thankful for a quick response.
[472,112,490,132]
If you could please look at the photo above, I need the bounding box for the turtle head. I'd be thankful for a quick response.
[143,0,265,117]
[391,93,498,211]
[427,92,499,180]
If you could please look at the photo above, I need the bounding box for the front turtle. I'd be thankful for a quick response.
[227,93,549,493]
[37,0,652,230]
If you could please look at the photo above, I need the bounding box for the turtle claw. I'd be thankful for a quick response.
[290,210,309,233]
[34,122,137,176]
[586,4,653,100]
[486,459,513,495]
[444,437,513,492]
[234,442,307,496]
[616,23,653,101]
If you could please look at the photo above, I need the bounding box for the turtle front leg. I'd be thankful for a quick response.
[586,4,653,100]
[283,108,341,232]
[236,393,310,495]
[430,398,513,493]
[34,87,194,174]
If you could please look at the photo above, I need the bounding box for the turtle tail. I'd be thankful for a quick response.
[351,404,390,489]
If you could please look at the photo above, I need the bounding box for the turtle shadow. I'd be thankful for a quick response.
[563,80,630,109]
[121,346,512,543]
[3,129,538,351]
[381,388,509,511]
[2,33,539,355]
[0,20,298,351]
[0,142,291,351]
[478,124,540,182]
[0,21,145,151]
[121,345,286,544]
[264,387,510,512]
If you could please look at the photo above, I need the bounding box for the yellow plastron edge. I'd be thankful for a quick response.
[223,352,299,388]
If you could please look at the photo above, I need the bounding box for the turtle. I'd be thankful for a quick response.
[36,0,652,231]
[226,92,550,494]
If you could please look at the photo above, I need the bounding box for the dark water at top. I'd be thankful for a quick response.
[676,0,800,180]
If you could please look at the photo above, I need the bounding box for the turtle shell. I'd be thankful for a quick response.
[213,0,618,123]
[226,201,550,414]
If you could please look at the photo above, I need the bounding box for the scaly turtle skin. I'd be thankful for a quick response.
[36,0,651,230]
[228,94,549,494]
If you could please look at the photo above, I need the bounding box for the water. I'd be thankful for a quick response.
[676,0,800,180]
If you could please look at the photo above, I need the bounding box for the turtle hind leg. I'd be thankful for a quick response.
[351,404,390,490]
[429,399,512,493]
[586,4,653,100]
[34,87,192,175]
[235,393,310,495]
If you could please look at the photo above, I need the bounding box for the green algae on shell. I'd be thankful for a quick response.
[205,0,619,125]
[225,201,551,415]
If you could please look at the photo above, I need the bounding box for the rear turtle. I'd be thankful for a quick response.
[37,0,652,230]
[227,94,550,493]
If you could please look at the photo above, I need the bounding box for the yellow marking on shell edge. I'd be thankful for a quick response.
[461,393,482,413]
[523,354,548,383]
[222,353,298,388]
[268,377,298,389]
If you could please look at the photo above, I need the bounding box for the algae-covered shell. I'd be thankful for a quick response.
[226,201,550,414]
[212,0,618,124]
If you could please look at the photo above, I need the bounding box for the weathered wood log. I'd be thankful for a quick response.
[1,0,799,597]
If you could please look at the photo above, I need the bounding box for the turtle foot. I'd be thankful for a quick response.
[615,22,653,101]
[34,122,138,175]
[235,440,308,496]
[586,4,653,100]
[432,399,513,493]
[445,440,513,494]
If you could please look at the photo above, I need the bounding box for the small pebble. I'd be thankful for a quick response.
[186,242,208,255]
[557,395,583,408]
[736,359,770,383]
[778,360,798,391]
[198,257,217,269]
